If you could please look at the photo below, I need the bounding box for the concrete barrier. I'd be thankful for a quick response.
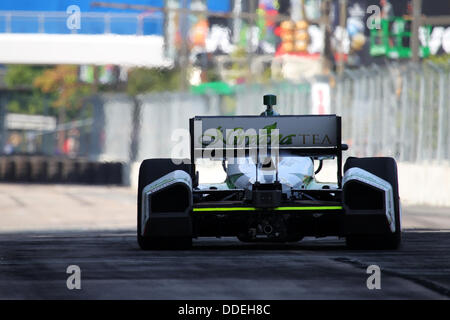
[397,162,450,207]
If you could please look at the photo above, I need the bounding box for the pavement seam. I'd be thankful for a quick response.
[64,192,93,206]
[8,195,26,207]
[334,257,450,298]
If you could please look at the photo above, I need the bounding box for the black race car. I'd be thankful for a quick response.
[137,95,401,250]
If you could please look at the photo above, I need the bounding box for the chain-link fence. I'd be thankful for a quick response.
[232,61,450,164]
[233,61,450,164]
[335,61,450,163]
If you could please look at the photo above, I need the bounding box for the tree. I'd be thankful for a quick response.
[4,65,51,115]
[4,65,44,88]
[34,65,93,152]
[34,65,92,117]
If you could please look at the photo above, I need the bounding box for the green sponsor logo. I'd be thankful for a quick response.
[200,122,332,148]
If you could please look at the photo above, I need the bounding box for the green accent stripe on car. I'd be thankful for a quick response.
[193,206,342,212]
[274,206,342,211]
[194,207,256,212]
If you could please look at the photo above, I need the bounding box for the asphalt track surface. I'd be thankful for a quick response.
[0,184,449,299]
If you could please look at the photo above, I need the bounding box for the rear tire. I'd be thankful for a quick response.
[137,158,192,250]
[344,157,401,250]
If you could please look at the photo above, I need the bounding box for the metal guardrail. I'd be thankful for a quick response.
[0,10,163,35]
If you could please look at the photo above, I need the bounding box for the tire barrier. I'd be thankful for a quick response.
[0,156,124,185]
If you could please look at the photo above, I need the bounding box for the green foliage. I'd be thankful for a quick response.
[126,67,182,95]
[33,65,93,124]
[4,64,92,121]
[4,65,45,88]
[6,91,53,116]
[4,65,55,116]
[425,54,450,71]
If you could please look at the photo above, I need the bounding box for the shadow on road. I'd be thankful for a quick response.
[0,230,449,299]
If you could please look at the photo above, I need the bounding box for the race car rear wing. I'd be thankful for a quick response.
[189,115,346,187]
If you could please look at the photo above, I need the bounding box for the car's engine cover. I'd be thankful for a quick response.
[226,156,314,191]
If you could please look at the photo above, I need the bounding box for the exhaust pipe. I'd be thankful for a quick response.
[263,224,273,235]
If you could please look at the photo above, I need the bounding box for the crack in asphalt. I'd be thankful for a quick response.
[334,257,450,298]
